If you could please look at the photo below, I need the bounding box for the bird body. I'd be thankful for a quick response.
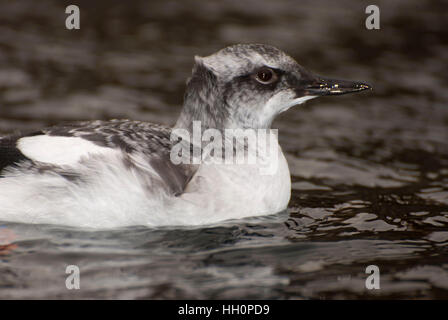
[0,121,290,227]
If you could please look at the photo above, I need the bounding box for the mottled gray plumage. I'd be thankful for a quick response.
[176,44,308,130]
[44,119,195,195]
[44,119,172,154]
[0,119,195,196]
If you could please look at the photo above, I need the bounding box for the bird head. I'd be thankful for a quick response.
[177,44,371,130]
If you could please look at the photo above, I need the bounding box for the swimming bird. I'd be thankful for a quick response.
[0,44,370,228]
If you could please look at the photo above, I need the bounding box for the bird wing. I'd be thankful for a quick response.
[0,120,195,196]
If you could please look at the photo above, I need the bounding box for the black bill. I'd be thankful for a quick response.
[304,76,372,96]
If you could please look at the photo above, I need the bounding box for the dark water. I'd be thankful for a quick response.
[0,0,448,299]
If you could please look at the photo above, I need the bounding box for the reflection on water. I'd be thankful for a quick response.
[0,0,448,299]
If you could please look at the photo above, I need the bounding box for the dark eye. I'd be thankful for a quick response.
[254,67,277,84]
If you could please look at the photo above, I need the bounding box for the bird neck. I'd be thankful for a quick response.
[174,99,226,133]
[175,60,231,133]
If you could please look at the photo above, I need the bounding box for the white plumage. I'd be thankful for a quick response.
[17,135,120,166]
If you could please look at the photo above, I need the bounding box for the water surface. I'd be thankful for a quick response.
[0,0,447,299]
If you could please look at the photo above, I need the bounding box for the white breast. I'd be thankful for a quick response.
[168,139,292,225]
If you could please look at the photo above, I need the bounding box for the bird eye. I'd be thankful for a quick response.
[254,68,277,84]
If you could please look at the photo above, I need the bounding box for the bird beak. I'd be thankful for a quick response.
[303,76,371,96]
